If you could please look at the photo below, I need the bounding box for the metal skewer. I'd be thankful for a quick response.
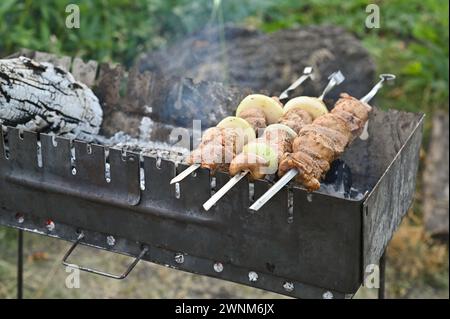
[359,74,396,140]
[318,71,345,100]
[279,66,314,101]
[202,70,345,211]
[170,67,315,185]
[170,163,201,185]
[360,74,396,104]
[249,74,396,212]
[202,170,249,211]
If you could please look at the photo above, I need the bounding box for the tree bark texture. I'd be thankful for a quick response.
[423,112,449,239]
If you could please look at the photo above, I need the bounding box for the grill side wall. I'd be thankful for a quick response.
[362,114,424,279]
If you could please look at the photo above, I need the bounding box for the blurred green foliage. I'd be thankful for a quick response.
[257,0,449,116]
[0,0,448,113]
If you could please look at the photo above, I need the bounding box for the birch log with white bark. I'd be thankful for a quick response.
[0,56,102,141]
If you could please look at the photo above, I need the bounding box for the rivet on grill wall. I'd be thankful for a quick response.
[283,282,295,292]
[213,262,224,273]
[106,236,116,246]
[174,253,185,264]
[248,271,258,282]
[15,213,24,224]
[45,220,55,232]
[323,291,334,299]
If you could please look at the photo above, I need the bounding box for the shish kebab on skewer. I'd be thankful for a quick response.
[202,71,345,211]
[170,66,315,185]
[249,74,396,212]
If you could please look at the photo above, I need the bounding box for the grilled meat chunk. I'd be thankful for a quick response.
[188,127,243,172]
[330,109,364,139]
[299,125,348,154]
[278,93,371,191]
[333,93,370,122]
[278,108,313,134]
[264,129,293,159]
[278,152,322,190]
[239,107,267,131]
[312,113,354,143]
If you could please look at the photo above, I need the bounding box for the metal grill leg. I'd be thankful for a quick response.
[378,251,386,299]
[17,229,23,299]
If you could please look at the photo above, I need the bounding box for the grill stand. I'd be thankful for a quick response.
[378,251,386,299]
[17,229,23,299]
[8,223,387,299]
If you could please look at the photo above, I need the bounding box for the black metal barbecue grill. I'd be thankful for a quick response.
[0,51,425,299]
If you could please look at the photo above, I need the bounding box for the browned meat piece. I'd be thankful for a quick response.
[313,113,353,142]
[199,127,242,153]
[188,127,242,172]
[334,93,370,122]
[189,143,222,167]
[264,129,293,159]
[278,108,313,134]
[278,93,372,191]
[239,107,267,131]
[299,124,349,154]
[292,130,336,162]
[331,109,364,138]
[290,108,313,123]
[297,146,331,176]
[188,143,234,172]
[229,153,269,179]
[278,152,322,191]
[201,127,223,145]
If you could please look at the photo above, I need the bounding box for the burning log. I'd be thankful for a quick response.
[0,57,102,141]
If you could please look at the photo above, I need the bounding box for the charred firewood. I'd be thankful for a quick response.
[94,62,257,134]
[137,25,375,101]
[0,56,103,141]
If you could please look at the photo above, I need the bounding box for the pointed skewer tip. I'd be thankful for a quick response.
[170,164,201,184]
